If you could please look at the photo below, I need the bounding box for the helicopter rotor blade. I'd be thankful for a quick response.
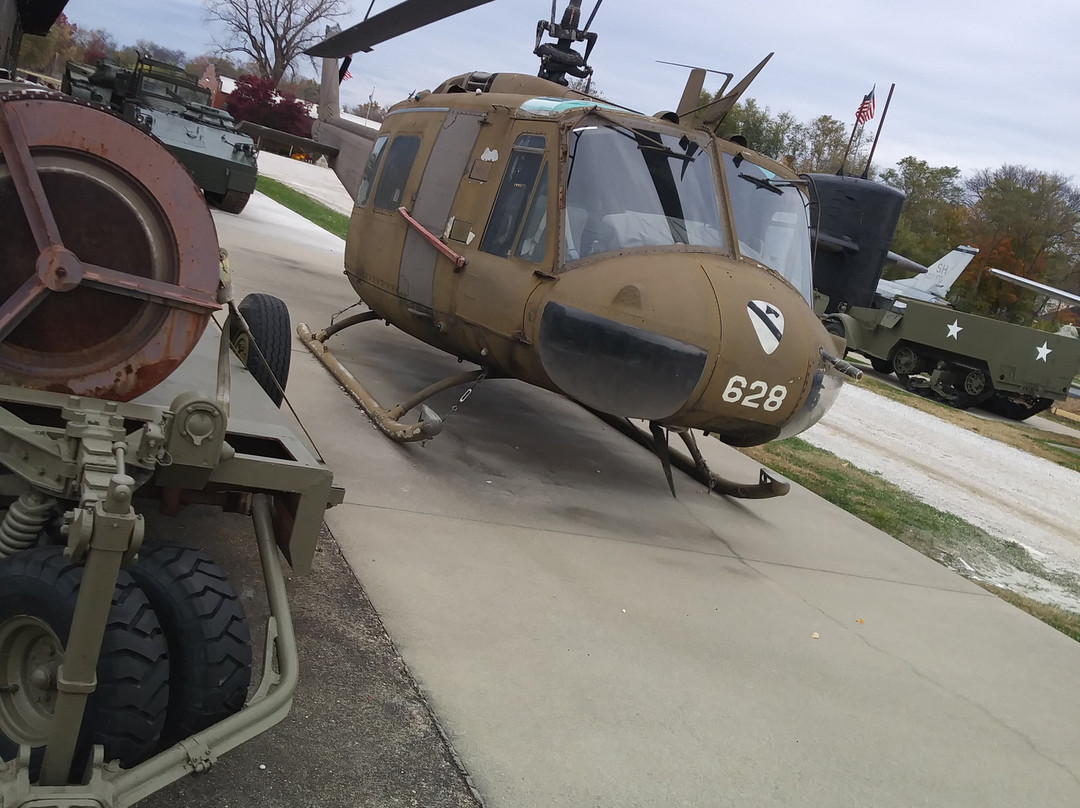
[306,0,498,57]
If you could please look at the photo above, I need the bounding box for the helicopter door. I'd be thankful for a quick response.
[398,109,486,310]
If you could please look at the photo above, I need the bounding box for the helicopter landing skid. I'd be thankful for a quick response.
[297,320,488,442]
[589,410,790,499]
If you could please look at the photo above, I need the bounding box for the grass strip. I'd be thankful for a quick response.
[739,436,1080,643]
[256,175,350,240]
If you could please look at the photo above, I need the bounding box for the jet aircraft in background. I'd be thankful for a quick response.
[875,245,979,305]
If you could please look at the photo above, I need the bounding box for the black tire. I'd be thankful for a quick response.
[207,188,251,214]
[127,544,252,750]
[823,319,845,339]
[230,293,291,406]
[0,546,169,780]
[869,356,892,374]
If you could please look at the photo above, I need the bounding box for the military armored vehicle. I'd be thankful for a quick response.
[808,173,1080,419]
[1,3,342,805]
[63,56,258,214]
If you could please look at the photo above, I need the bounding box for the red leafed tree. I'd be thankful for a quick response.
[226,75,312,138]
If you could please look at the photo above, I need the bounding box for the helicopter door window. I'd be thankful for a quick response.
[479,134,547,259]
[373,135,422,211]
[513,164,549,263]
[357,135,388,207]
[721,153,814,303]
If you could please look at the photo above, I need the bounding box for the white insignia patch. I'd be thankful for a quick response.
[480,147,499,162]
[1036,341,1052,362]
[946,319,963,339]
[747,300,785,355]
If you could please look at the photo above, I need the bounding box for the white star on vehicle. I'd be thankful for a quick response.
[946,319,963,339]
[1036,341,1052,361]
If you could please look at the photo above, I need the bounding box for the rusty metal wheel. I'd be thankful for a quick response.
[0,91,221,400]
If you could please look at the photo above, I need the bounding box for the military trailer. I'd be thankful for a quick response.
[808,173,1080,419]
[0,3,342,805]
[63,56,258,214]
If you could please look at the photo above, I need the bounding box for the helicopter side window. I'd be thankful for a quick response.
[357,135,388,207]
[373,135,422,211]
[480,134,547,260]
[721,153,814,303]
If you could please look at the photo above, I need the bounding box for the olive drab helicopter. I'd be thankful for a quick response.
[297,0,861,498]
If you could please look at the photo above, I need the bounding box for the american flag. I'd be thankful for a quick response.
[855,86,875,125]
[342,68,353,80]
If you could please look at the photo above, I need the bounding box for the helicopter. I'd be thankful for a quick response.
[296,0,861,498]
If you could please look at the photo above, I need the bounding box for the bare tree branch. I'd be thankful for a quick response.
[205,0,348,85]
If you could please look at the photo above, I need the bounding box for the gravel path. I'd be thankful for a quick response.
[805,384,1080,608]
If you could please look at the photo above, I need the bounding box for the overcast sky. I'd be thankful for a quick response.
[62,0,1078,181]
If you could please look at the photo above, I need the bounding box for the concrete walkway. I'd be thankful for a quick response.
[211,195,1080,808]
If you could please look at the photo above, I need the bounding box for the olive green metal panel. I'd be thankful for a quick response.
[847,300,1080,400]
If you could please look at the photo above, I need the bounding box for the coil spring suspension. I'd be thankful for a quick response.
[0,491,56,557]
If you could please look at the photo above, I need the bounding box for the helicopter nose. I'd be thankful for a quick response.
[529,255,844,441]
[536,301,711,419]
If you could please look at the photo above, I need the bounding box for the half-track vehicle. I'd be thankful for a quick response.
[807,173,1080,419]
[63,56,258,214]
[1,3,341,806]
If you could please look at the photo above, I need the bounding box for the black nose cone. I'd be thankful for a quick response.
[537,301,708,419]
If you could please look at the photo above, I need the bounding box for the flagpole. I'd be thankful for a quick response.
[837,121,859,176]
[860,83,895,179]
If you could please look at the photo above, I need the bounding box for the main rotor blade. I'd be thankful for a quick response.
[306,0,497,57]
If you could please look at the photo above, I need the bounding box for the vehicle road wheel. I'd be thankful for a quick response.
[869,356,892,374]
[230,293,291,406]
[207,189,251,214]
[0,546,169,780]
[891,345,923,376]
[963,368,989,397]
[127,544,252,750]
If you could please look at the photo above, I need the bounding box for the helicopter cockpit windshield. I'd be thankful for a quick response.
[722,153,813,304]
[564,123,725,261]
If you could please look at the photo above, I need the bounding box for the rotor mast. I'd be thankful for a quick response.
[534,0,602,85]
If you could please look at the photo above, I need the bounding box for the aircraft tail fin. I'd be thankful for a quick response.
[891,245,978,298]
[310,37,379,201]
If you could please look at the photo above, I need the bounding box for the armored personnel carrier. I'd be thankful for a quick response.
[808,173,1080,419]
[1,3,342,805]
[63,56,258,213]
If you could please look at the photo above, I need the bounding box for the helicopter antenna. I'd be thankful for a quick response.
[534,0,603,86]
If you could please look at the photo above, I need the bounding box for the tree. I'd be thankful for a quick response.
[185,53,243,80]
[73,27,117,63]
[802,115,850,173]
[279,75,321,104]
[958,165,1080,322]
[345,99,388,123]
[880,156,966,268]
[226,74,313,138]
[205,0,348,86]
[17,12,79,75]
[134,39,187,67]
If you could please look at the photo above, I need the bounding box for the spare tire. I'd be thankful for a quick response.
[230,293,291,406]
